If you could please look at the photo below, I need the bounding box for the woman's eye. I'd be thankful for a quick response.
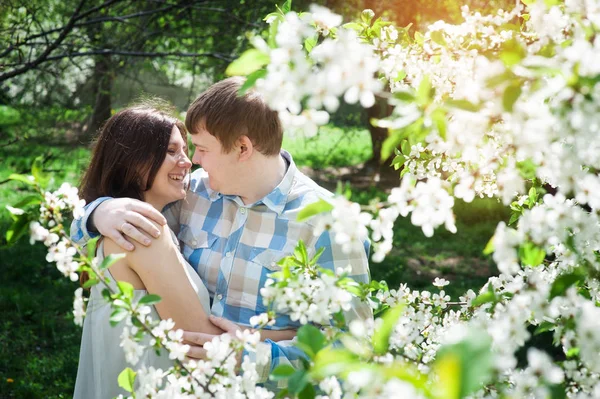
[167,149,176,154]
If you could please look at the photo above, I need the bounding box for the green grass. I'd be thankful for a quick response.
[282,125,372,169]
[1,143,89,398]
[0,131,509,397]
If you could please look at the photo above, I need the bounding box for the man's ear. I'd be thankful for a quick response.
[238,135,254,161]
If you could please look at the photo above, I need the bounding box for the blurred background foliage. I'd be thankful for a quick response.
[1,0,513,397]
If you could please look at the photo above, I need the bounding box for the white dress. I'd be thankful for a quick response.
[73,232,211,399]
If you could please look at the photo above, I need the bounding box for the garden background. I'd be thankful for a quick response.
[1,1,513,397]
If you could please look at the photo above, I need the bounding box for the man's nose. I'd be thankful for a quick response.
[191,151,202,166]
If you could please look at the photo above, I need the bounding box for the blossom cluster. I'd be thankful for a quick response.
[119,331,272,399]
[251,5,382,137]
[260,265,354,325]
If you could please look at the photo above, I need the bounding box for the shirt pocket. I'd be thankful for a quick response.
[249,248,287,272]
[178,226,219,282]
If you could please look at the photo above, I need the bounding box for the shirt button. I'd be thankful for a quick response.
[191,240,197,246]
[240,207,246,214]
[216,294,223,301]
[225,251,232,258]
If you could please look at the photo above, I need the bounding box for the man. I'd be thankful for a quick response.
[71,77,371,388]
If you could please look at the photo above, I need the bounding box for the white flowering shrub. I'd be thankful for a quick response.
[7,0,600,397]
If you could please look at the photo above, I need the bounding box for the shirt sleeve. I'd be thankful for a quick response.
[70,197,113,245]
[162,200,182,236]
[242,339,307,389]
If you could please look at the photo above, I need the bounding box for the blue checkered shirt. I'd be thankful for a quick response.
[71,150,372,389]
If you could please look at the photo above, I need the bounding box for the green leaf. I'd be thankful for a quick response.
[482,235,495,255]
[414,31,424,45]
[288,370,309,395]
[31,156,50,188]
[416,75,432,106]
[293,240,308,264]
[343,22,364,32]
[87,236,100,261]
[270,364,296,381]
[297,325,327,358]
[304,36,318,52]
[99,253,125,270]
[393,91,415,102]
[372,304,405,355]
[550,272,585,299]
[82,278,99,289]
[138,294,162,306]
[268,17,281,48]
[298,382,316,399]
[434,330,493,399]
[400,139,411,156]
[430,30,446,46]
[309,247,325,266]
[528,186,538,205]
[446,99,479,112]
[534,321,555,335]
[238,69,267,95]
[430,107,447,140]
[380,131,403,162]
[110,308,129,326]
[311,347,359,379]
[281,0,292,14]
[6,213,31,245]
[471,288,496,307]
[519,242,546,267]
[500,39,526,67]
[117,280,134,300]
[394,69,407,82]
[391,154,406,170]
[8,173,36,186]
[225,49,270,76]
[117,367,136,393]
[502,83,522,112]
[508,211,521,226]
[297,199,334,222]
[11,194,41,209]
[548,383,567,399]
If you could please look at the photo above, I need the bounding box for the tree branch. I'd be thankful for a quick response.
[0,0,88,82]
[43,49,234,62]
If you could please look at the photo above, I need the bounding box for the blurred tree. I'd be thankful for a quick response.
[0,0,273,139]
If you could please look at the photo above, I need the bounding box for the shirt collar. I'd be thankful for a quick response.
[205,150,296,215]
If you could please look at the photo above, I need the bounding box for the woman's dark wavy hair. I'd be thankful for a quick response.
[80,102,187,204]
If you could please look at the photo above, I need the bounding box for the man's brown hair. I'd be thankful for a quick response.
[185,77,282,156]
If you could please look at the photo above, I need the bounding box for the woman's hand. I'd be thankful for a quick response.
[93,198,166,251]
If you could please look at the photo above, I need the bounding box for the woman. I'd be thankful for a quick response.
[74,104,292,399]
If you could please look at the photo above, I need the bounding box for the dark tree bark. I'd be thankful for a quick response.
[85,54,113,141]
[364,95,395,176]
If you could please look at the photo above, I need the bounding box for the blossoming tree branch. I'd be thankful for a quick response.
[6,0,600,397]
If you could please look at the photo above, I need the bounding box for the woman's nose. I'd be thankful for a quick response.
[178,153,192,168]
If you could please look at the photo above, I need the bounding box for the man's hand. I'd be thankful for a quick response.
[183,315,242,366]
[93,198,167,251]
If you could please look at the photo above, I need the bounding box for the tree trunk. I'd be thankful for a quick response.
[85,55,113,142]
[364,95,395,176]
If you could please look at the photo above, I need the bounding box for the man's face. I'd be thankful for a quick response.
[190,125,239,194]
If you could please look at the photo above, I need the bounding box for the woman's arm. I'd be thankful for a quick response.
[104,223,223,335]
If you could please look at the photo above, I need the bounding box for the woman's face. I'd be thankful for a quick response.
[144,125,192,209]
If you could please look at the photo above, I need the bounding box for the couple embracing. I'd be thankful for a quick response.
[71,77,372,398]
